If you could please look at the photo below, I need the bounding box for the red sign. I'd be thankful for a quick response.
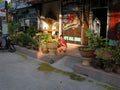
[110,12,120,30]
[0,9,6,12]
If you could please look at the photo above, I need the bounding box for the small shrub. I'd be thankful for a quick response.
[14,31,33,46]
[85,29,107,49]
[113,47,120,65]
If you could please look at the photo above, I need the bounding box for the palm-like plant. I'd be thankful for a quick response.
[85,29,107,49]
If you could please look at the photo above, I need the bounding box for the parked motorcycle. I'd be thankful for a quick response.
[0,34,16,52]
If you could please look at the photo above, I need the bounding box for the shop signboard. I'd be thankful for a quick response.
[61,0,82,43]
[2,20,8,35]
[0,1,7,17]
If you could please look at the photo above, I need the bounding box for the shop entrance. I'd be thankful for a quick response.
[92,8,107,38]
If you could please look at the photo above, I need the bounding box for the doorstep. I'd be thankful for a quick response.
[74,62,120,88]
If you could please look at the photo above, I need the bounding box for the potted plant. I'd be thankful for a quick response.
[79,29,96,65]
[80,29,107,56]
[79,29,95,57]
[39,32,49,53]
[93,46,115,72]
[38,32,58,54]
[15,31,25,46]
[80,29,107,66]
[46,34,58,54]
[113,47,120,74]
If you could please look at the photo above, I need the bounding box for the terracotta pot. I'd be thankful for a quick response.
[47,42,57,49]
[40,44,49,54]
[80,49,95,58]
[48,48,56,54]
[47,42,57,54]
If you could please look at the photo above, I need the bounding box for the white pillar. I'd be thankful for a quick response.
[106,5,110,39]
[59,14,62,36]
[89,11,93,29]
[59,0,62,36]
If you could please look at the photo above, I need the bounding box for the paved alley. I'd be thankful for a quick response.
[0,51,117,90]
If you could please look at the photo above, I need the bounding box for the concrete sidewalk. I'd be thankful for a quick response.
[15,45,120,89]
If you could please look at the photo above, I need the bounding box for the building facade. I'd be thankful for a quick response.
[10,0,120,45]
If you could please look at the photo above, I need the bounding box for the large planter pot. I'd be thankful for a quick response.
[47,42,57,49]
[79,47,95,66]
[47,42,57,54]
[41,44,49,54]
[79,49,95,58]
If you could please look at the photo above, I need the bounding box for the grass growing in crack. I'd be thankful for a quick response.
[88,80,94,83]
[70,73,86,81]
[15,52,27,59]
[38,63,86,82]
[38,63,119,89]
[96,83,119,90]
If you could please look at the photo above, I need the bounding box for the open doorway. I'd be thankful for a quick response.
[92,8,107,38]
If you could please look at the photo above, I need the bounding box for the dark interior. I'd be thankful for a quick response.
[93,8,107,38]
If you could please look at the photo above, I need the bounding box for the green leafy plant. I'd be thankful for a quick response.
[15,31,33,46]
[113,47,120,65]
[39,32,49,44]
[15,31,25,42]
[24,27,37,37]
[95,47,114,60]
[94,47,115,70]
[8,22,19,34]
[33,39,39,47]
[23,34,33,46]
[85,29,107,49]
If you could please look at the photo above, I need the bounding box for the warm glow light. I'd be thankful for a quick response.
[52,22,59,30]
[41,20,49,30]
